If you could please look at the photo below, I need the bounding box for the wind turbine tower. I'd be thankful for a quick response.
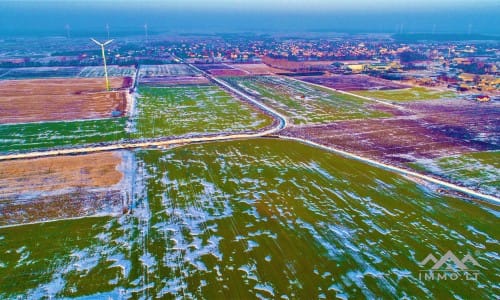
[65,24,71,38]
[106,24,110,40]
[90,38,113,91]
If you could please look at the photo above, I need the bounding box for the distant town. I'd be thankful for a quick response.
[1,33,498,100]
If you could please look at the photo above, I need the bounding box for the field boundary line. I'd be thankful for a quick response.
[0,213,119,229]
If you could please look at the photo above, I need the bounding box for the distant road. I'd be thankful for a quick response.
[0,62,498,205]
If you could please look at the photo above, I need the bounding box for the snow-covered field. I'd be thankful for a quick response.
[411,151,499,196]
[131,85,273,138]
[1,139,497,299]
[78,66,137,78]
[139,64,200,78]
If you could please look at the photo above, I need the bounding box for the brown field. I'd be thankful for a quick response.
[0,190,123,226]
[0,77,130,124]
[262,57,334,71]
[0,151,123,197]
[230,63,291,75]
[0,151,125,225]
[297,74,409,91]
[403,99,500,146]
[284,118,475,163]
[208,68,248,76]
[282,99,499,166]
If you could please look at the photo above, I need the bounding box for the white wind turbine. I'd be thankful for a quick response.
[90,38,113,91]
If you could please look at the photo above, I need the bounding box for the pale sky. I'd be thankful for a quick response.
[4,0,498,12]
[1,0,498,36]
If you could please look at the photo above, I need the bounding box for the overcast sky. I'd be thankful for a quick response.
[1,0,498,36]
[2,0,497,12]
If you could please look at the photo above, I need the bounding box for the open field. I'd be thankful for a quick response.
[410,151,499,196]
[0,152,122,196]
[0,92,127,123]
[0,151,127,225]
[297,74,409,91]
[283,118,478,163]
[0,80,274,153]
[0,118,128,153]
[132,85,274,138]
[0,67,83,80]
[0,77,128,95]
[193,63,247,76]
[138,64,199,78]
[207,68,247,76]
[139,64,206,85]
[0,77,130,124]
[282,97,499,195]
[0,66,136,80]
[353,86,457,101]
[0,139,497,298]
[222,75,391,125]
[194,64,235,71]
[404,99,500,147]
[139,76,210,86]
[231,63,291,75]
[78,66,137,78]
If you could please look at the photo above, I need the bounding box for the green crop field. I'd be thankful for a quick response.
[0,118,128,153]
[131,85,273,138]
[353,87,457,101]
[0,139,497,299]
[410,151,499,196]
[0,84,273,153]
[222,75,390,125]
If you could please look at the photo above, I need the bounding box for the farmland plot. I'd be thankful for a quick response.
[0,118,128,153]
[411,151,499,196]
[78,66,136,78]
[0,151,131,226]
[297,74,409,91]
[138,64,199,78]
[353,87,457,101]
[0,67,82,80]
[0,139,497,299]
[131,85,273,138]
[0,77,130,124]
[222,75,390,124]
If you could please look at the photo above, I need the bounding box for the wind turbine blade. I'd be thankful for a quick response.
[103,39,114,46]
[90,38,102,46]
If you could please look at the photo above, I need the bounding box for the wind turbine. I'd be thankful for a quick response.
[65,24,71,38]
[106,24,110,40]
[90,38,113,91]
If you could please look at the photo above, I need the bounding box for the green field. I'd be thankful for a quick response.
[131,85,273,138]
[0,118,128,153]
[0,84,273,153]
[222,76,390,125]
[353,87,457,101]
[1,139,497,299]
[410,151,499,196]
